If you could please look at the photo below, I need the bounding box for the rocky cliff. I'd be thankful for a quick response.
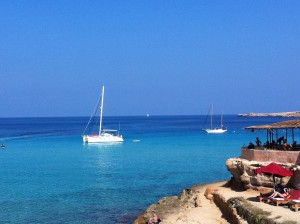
[226,158,300,190]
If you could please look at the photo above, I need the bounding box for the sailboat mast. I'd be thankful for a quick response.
[99,85,105,135]
[210,104,213,129]
[221,113,223,128]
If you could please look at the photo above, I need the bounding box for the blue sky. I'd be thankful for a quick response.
[0,1,299,117]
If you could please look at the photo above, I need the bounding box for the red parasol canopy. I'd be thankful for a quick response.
[255,162,293,177]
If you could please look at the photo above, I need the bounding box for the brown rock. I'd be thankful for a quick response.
[226,158,298,189]
[204,186,219,203]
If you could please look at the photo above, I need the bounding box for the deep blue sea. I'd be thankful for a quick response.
[0,115,297,224]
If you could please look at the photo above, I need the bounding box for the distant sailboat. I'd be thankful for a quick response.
[205,104,227,134]
[82,85,124,143]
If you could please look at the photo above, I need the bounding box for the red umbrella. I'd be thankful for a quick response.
[255,162,293,188]
[255,162,293,176]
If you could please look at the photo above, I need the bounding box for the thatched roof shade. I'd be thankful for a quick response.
[245,119,300,130]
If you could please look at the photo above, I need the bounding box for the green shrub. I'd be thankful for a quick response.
[227,197,297,224]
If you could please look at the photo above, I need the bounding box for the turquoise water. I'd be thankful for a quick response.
[0,116,297,223]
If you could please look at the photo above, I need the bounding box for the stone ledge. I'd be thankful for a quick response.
[241,148,300,164]
[134,180,300,224]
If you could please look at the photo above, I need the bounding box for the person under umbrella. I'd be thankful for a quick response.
[255,162,293,189]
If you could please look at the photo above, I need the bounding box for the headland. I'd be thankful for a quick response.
[238,111,300,117]
[134,117,300,223]
[134,157,300,224]
[134,179,300,224]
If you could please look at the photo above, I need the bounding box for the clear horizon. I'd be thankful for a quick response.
[1,1,299,117]
[1,112,299,119]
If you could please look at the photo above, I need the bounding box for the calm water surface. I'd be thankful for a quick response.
[0,115,297,223]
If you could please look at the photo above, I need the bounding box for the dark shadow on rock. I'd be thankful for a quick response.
[247,196,259,202]
[296,152,300,165]
[222,177,246,192]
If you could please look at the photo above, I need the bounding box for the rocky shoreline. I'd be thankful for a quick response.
[134,181,231,224]
[134,158,300,224]
[238,111,300,117]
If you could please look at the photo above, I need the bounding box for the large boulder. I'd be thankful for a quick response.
[226,158,299,190]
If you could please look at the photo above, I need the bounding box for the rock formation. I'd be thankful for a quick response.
[133,182,229,224]
[134,186,204,224]
[226,158,300,190]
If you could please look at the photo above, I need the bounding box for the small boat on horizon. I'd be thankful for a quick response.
[82,85,124,143]
[132,140,141,142]
[205,104,227,134]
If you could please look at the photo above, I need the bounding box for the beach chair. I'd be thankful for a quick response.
[269,189,300,206]
[290,200,300,212]
[257,190,274,202]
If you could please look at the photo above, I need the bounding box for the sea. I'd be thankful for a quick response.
[0,115,297,224]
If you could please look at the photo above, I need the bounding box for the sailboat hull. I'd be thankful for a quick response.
[83,134,124,143]
[205,128,227,134]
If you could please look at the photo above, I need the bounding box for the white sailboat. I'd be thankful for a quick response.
[205,104,227,134]
[82,85,124,143]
